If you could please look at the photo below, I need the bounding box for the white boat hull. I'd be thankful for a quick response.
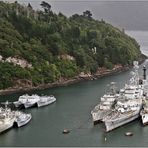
[15,114,32,127]
[37,97,56,107]
[140,111,148,125]
[24,102,36,108]
[104,110,140,132]
[0,118,15,133]
[13,101,23,108]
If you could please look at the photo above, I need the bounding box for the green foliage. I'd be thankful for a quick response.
[104,57,113,69]
[83,10,92,19]
[0,1,141,89]
[0,62,31,89]
[56,59,79,78]
[40,1,51,14]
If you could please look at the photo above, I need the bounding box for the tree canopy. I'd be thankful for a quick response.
[0,1,141,89]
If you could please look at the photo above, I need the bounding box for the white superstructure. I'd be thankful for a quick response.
[13,94,40,108]
[91,82,118,124]
[103,98,142,132]
[0,103,15,133]
[0,101,32,134]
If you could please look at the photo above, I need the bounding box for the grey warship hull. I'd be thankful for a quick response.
[0,118,15,133]
[37,97,56,107]
[91,109,112,124]
[104,110,140,132]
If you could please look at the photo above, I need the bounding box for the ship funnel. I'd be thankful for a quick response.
[143,65,146,80]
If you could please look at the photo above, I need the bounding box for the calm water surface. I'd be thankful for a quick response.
[0,31,148,147]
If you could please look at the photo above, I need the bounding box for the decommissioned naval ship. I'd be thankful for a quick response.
[14,94,56,108]
[0,101,32,134]
[0,111,15,133]
[91,82,118,124]
[140,98,148,125]
[140,65,148,125]
[103,97,142,132]
[103,61,144,132]
[13,94,40,108]
[0,102,15,133]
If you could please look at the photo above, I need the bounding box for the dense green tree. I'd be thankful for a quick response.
[0,1,142,90]
[83,10,92,19]
[40,1,51,14]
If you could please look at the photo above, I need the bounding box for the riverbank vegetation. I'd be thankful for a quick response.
[0,1,142,90]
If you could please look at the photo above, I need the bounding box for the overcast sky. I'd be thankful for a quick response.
[3,0,148,30]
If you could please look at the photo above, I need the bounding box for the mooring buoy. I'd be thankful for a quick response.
[125,132,133,136]
[104,137,107,141]
[63,129,70,134]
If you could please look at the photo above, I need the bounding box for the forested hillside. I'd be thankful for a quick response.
[0,1,142,90]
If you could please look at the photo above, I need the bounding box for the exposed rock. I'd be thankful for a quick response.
[13,79,32,88]
[58,54,75,61]
[3,56,32,68]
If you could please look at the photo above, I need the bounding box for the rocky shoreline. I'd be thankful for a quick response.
[0,65,130,96]
[0,55,147,96]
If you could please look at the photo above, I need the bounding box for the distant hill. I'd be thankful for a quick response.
[0,1,142,90]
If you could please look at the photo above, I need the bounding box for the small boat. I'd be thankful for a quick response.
[37,95,56,107]
[14,111,32,127]
[62,129,70,134]
[125,132,133,136]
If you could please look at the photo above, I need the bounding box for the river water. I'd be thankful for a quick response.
[0,31,148,147]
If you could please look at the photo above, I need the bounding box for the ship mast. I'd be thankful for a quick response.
[143,65,146,80]
[132,61,139,86]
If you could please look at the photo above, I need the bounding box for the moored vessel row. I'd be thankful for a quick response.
[0,94,56,134]
[13,94,56,109]
[0,102,32,133]
[91,61,148,132]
